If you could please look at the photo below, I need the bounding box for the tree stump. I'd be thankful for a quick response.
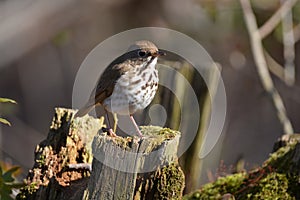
[17,108,185,200]
[17,108,103,200]
[85,126,184,200]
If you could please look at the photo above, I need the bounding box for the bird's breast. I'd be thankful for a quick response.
[103,60,159,115]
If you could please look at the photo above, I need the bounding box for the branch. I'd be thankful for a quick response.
[264,49,285,80]
[294,23,300,42]
[280,0,296,86]
[240,0,294,134]
[259,0,298,39]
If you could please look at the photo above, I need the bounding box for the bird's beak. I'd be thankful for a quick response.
[153,50,166,57]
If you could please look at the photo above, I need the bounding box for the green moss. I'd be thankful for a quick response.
[139,126,180,153]
[183,173,246,200]
[158,127,178,138]
[17,182,38,199]
[98,126,179,153]
[184,135,300,199]
[244,173,294,200]
[183,171,299,199]
[263,142,297,170]
[134,162,185,200]
[140,126,179,139]
[36,154,46,167]
[110,135,134,150]
[155,163,185,199]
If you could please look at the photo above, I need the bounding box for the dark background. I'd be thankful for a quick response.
[0,0,300,192]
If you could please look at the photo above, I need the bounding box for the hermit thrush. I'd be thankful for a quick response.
[74,40,165,137]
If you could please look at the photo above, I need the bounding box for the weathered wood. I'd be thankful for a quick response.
[17,108,103,200]
[85,126,185,200]
[17,108,185,200]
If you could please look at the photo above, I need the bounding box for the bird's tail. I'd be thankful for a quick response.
[74,103,95,118]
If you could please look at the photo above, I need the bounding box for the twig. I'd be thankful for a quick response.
[280,0,296,86]
[294,23,300,42]
[264,49,285,80]
[240,0,294,134]
[259,0,298,39]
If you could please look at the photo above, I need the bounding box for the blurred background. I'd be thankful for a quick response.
[0,0,300,194]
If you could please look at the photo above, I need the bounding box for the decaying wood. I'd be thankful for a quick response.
[17,108,103,200]
[17,108,185,200]
[85,126,184,200]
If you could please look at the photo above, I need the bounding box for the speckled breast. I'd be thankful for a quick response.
[103,58,159,115]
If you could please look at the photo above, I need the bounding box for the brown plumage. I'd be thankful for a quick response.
[74,40,165,137]
[74,62,127,118]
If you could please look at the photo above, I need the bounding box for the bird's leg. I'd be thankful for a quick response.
[130,115,143,137]
[113,113,118,133]
[104,111,117,137]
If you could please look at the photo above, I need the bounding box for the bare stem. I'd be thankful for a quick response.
[264,49,285,80]
[259,0,298,39]
[294,23,300,42]
[280,0,296,86]
[240,0,294,134]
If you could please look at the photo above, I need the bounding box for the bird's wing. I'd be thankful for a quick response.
[74,51,137,118]
[94,61,132,104]
[74,63,126,118]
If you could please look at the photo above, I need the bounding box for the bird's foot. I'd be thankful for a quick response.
[109,128,117,137]
[101,127,117,137]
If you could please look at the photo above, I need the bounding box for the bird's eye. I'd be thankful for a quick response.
[138,50,147,57]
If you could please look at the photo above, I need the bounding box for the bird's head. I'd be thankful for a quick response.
[128,40,166,59]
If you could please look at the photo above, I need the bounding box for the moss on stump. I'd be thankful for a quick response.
[17,108,185,200]
[85,126,185,200]
[183,134,300,200]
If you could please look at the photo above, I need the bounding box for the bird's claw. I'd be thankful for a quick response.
[101,127,117,137]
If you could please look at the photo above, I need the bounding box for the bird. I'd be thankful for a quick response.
[74,40,165,137]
